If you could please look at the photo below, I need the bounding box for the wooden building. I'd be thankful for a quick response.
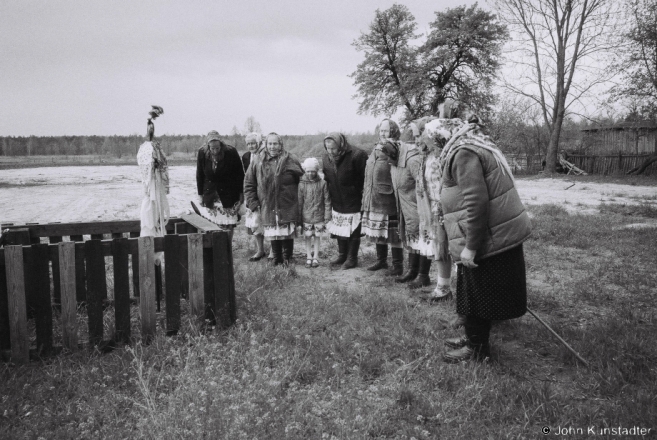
[581,121,657,155]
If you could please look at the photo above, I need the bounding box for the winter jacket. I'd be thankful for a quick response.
[298,174,332,224]
[241,150,252,172]
[196,144,244,208]
[244,150,304,226]
[391,142,422,240]
[322,143,368,214]
[361,147,397,216]
[440,146,532,262]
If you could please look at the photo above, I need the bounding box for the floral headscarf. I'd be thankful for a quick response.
[324,132,349,159]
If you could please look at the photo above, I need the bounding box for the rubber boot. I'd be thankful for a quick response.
[408,256,431,289]
[367,244,388,271]
[386,247,404,276]
[342,238,360,270]
[444,316,491,363]
[396,252,419,283]
[331,238,348,266]
[270,240,284,266]
[282,239,294,267]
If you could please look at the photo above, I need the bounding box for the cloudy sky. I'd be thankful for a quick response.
[0,0,481,137]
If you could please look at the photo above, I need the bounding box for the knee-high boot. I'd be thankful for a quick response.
[342,237,360,270]
[367,244,388,271]
[270,240,284,266]
[282,239,294,267]
[386,247,404,276]
[395,252,419,283]
[408,256,431,289]
[331,238,348,266]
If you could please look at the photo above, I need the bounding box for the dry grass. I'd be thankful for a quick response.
[1,204,656,439]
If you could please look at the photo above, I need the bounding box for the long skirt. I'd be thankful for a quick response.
[456,244,527,321]
[361,211,401,245]
[405,231,435,257]
[244,207,263,235]
[327,210,361,238]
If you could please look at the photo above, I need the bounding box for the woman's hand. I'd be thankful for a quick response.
[460,247,478,268]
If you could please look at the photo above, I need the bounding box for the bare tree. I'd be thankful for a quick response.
[242,116,262,135]
[492,0,621,172]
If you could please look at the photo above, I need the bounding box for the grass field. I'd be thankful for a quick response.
[1,200,656,439]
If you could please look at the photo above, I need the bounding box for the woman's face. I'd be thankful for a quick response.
[267,135,283,156]
[306,170,318,179]
[325,138,340,158]
[246,140,259,153]
[208,140,222,158]
[379,120,391,142]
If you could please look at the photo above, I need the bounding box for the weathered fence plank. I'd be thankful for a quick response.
[187,234,204,320]
[212,232,235,328]
[179,236,189,300]
[49,236,63,307]
[112,238,131,344]
[0,250,10,351]
[85,240,106,345]
[203,245,215,325]
[131,239,140,298]
[74,242,87,303]
[138,237,156,343]
[164,235,181,335]
[6,246,29,364]
[59,242,78,351]
[32,243,53,355]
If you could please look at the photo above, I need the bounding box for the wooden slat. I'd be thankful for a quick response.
[2,220,141,238]
[112,238,131,344]
[212,232,233,328]
[49,236,63,308]
[181,213,221,232]
[155,260,163,312]
[23,247,36,319]
[203,245,215,325]
[179,236,189,300]
[85,240,106,345]
[74,242,87,303]
[138,237,156,343]
[32,243,53,355]
[90,234,104,240]
[59,242,78,351]
[5,246,29,364]
[164,235,181,335]
[70,235,83,242]
[2,228,31,246]
[131,239,140,297]
[0,255,10,351]
[187,234,204,320]
[111,233,123,239]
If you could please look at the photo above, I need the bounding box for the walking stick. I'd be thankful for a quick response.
[527,307,590,368]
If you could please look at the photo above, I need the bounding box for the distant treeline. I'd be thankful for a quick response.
[0,133,380,159]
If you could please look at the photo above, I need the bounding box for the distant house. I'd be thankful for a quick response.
[581,121,657,155]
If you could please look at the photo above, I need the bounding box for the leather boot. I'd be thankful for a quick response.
[330,238,348,266]
[449,314,467,329]
[386,247,404,276]
[270,240,284,266]
[444,317,491,363]
[408,256,431,289]
[396,252,419,283]
[342,238,360,270]
[444,335,468,349]
[282,239,294,267]
[367,244,388,271]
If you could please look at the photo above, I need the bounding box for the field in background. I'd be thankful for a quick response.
[0,169,656,438]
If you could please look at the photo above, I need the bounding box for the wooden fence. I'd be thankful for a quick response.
[567,153,657,175]
[0,214,235,364]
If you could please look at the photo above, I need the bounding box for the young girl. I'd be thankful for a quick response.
[298,157,331,267]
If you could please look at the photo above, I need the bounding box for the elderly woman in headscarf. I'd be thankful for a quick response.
[323,132,368,269]
[427,114,532,363]
[389,122,428,286]
[244,132,304,266]
[361,119,403,274]
[241,132,268,261]
[193,131,245,236]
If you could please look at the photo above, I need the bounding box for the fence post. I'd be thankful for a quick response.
[59,242,78,351]
[212,231,236,328]
[112,238,131,344]
[164,234,181,336]
[32,243,53,355]
[187,234,204,322]
[85,239,106,346]
[5,246,29,364]
[138,236,156,343]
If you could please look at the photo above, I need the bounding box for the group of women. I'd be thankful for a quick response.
[163,107,532,363]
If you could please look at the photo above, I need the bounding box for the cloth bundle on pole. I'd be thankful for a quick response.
[138,105,170,237]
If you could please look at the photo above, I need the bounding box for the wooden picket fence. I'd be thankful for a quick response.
[0,213,235,364]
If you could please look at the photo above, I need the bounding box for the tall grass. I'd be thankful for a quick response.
[1,204,656,438]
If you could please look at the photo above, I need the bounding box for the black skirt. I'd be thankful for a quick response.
[456,244,527,320]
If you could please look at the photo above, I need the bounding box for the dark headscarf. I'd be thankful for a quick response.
[203,130,226,161]
[324,132,350,160]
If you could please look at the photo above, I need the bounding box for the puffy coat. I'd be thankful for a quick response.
[391,143,422,241]
[196,144,244,208]
[440,145,532,261]
[322,142,368,214]
[361,148,397,215]
[298,174,331,224]
[244,151,304,226]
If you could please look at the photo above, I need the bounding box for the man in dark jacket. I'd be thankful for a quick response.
[322,132,368,269]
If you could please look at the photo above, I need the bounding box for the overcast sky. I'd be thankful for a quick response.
[0,0,481,137]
